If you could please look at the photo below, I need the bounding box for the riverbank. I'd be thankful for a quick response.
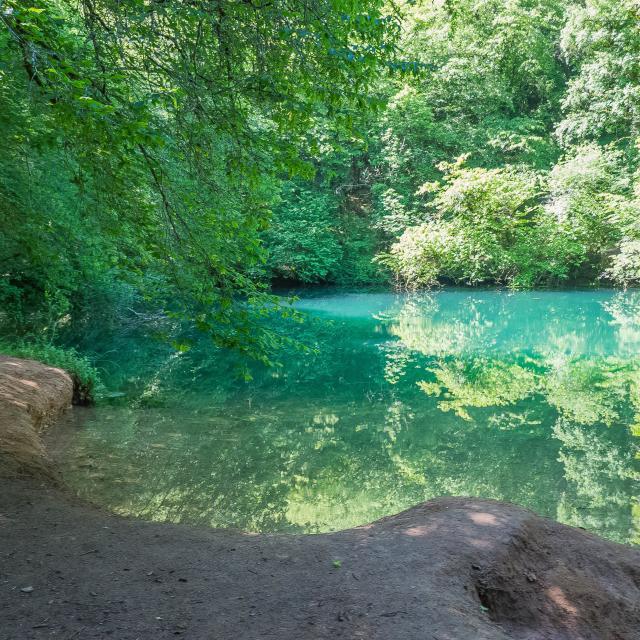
[1,357,639,639]
[0,356,73,480]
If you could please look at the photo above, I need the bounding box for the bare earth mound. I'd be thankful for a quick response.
[0,358,638,639]
[0,356,73,479]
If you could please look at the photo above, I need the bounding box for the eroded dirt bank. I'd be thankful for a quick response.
[1,358,639,640]
[0,356,73,479]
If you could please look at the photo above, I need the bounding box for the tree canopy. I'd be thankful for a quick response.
[265,0,640,292]
[2,0,640,361]
[1,0,399,360]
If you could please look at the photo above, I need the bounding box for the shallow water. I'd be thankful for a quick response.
[50,289,639,543]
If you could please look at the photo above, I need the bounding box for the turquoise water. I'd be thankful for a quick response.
[51,289,639,543]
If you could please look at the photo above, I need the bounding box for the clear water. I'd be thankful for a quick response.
[50,289,640,543]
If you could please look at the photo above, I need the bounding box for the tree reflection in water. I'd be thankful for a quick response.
[52,290,639,544]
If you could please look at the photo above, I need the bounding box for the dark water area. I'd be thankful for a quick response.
[48,289,639,543]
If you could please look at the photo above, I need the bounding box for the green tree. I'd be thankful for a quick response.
[380,158,583,287]
[0,0,399,360]
[265,185,342,283]
[557,0,640,148]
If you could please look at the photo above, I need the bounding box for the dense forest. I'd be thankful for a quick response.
[269,0,640,291]
[1,0,640,367]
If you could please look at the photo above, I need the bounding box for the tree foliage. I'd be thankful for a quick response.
[379,157,585,288]
[362,0,640,289]
[3,0,640,358]
[0,0,399,359]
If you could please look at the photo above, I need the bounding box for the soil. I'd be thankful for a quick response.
[1,357,639,640]
[0,356,73,480]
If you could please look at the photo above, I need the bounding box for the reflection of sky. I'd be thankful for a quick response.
[295,289,640,359]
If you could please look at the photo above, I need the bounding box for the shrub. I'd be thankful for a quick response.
[380,160,568,287]
[264,186,342,283]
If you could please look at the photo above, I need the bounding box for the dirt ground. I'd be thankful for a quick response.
[1,357,639,640]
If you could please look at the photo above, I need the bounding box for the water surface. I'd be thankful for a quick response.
[50,289,640,543]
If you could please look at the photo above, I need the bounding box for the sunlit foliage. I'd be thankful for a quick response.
[265,0,640,291]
